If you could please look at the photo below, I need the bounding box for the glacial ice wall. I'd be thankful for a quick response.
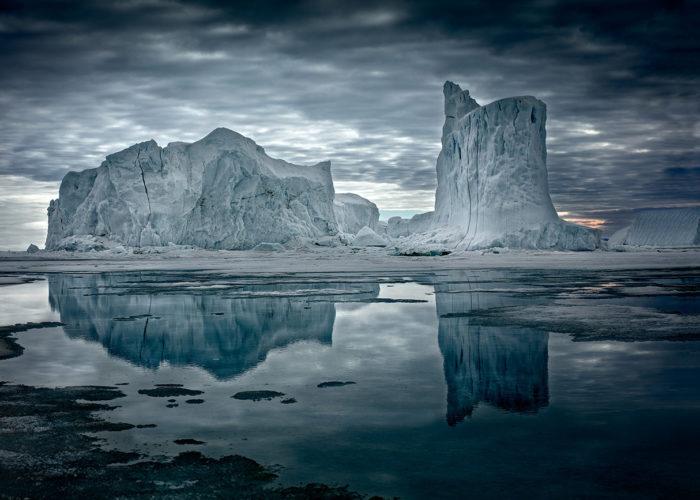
[397,82,599,252]
[46,128,342,250]
[609,208,700,248]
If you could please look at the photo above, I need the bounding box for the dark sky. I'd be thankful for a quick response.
[1,0,698,247]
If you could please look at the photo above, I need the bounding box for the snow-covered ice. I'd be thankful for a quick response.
[609,208,699,248]
[1,246,697,275]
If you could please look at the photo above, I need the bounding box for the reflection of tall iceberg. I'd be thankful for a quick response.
[435,274,549,425]
[48,274,379,379]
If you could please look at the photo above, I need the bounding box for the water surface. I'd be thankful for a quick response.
[1,268,699,498]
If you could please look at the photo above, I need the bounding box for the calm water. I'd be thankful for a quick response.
[1,269,699,498]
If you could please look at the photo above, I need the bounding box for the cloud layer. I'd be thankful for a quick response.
[1,0,698,248]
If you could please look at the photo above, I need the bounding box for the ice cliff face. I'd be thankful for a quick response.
[609,208,700,248]
[397,82,599,252]
[333,193,379,234]
[47,128,342,250]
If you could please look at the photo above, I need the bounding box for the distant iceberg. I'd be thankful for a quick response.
[333,192,379,235]
[609,208,700,248]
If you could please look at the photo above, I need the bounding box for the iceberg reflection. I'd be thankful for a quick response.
[435,274,549,425]
[48,274,379,379]
[47,272,549,424]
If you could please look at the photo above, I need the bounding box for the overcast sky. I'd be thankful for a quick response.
[1,0,698,249]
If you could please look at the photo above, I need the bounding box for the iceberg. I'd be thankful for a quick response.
[44,82,611,254]
[352,226,388,247]
[333,192,379,234]
[397,82,600,252]
[46,128,345,250]
[386,212,434,238]
[609,208,700,248]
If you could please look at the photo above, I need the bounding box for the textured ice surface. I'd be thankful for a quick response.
[352,226,388,247]
[397,82,599,252]
[47,128,345,250]
[333,193,379,234]
[609,208,700,248]
[45,82,605,254]
[386,212,434,238]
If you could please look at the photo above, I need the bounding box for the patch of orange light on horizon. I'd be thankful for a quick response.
[558,211,606,229]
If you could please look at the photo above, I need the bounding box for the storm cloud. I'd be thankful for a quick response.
[0,0,698,247]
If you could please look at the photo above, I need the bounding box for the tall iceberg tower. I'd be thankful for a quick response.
[401,82,600,252]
